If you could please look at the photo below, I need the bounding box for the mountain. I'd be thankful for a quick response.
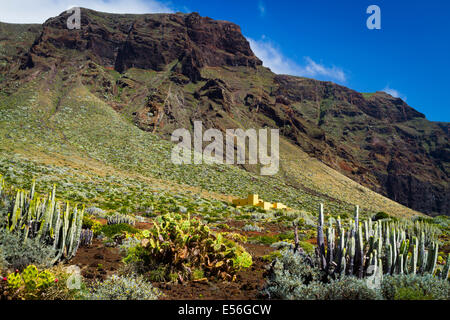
[0,8,447,216]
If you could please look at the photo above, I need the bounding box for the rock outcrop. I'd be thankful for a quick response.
[23,9,261,81]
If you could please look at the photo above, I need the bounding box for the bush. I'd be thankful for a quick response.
[262,250,282,262]
[39,265,87,300]
[124,213,252,282]
[3,265,58,300]
[107,213,136,226]
[263,248,450,300]
[263,250,380,300]
[298,277,381,300]
[100,223,139,238]
[298,241,315,255]
[82,215,95,229]
[373,211,390,221]
[0,206,9,229]
[0,248,6,270]
[392,286,433,300]
[92,221,103,236]
[381,274,450,300]
[0,229,55,271]
[242,224,263,232]
[263,250,323,300]
[85,207,106,217]
[85,275,160,300]
[432,216,450,229]
[414,215,450,230]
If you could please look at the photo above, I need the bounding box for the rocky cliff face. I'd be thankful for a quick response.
[24,10,261,81]
[2,8,449,215]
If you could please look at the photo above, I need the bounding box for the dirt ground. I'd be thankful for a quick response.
[155,257,268,300]
[70,238,124,282]
[70,218,277,299]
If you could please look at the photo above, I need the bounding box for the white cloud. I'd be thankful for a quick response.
[248,37,346,83]
[382,86,407,101]
[0,0,173,24]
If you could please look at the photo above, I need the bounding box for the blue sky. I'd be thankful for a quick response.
[1,0,449,121]
[168,0,450,122]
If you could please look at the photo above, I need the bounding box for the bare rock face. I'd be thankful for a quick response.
[271,75,449,215]
[25,9,261,81]
[360,91,425,122]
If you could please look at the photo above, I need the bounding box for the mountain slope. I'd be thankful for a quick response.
[0,57,425,217]
[0,9,447,216]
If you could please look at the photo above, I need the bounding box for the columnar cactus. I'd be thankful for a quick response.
[315,203,443,280]
[441,255,450,280]
[316,204,326,269]
[1,178,85,264]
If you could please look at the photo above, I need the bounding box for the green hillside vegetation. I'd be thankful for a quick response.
[0,62,423,219]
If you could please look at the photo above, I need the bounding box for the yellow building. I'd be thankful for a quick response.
[272,202,288,210]
[232,194,289,211]
[257,201,273,210]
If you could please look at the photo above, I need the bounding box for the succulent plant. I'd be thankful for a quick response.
[107,213,136,226]
[79,229,94,247]
[315,203,442,280]
[124,213,252,282]
[0,175,84,264]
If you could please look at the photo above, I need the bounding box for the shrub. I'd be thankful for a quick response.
[263,250,323,300]
[414,215,450,230]
[85,207,106,217]
[392,286,433,300]
[0,229,55,271]
[148,266,167,282]
[432,216,450,229]
[262,250,282,262]
[84,275,160,300]
[271,241,294,250]
[215,223,230,230]
[100,223,139,238]
[4,265,58,300]
[381,274,450,300]
[40,265,87,300]
[0,248,6,270]
[298,241,315,255]
[262,250,380,300]
[373,211,390,221]
[0,180,85,263]
[107,213,136,226]
[298,277,381,300]
[82,215,95,229]
[124,213,252,282]
[192,268,205,280]
[242,224,263,232]
[92,221,103,236]
[79,229,94,247]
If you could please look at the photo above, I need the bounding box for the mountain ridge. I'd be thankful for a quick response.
[0,8,448,215]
